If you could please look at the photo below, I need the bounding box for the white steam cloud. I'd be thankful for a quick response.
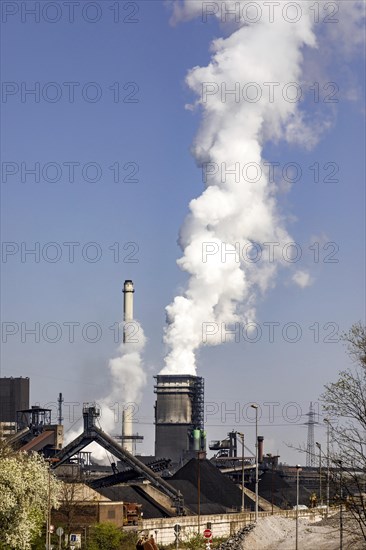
[162,1,318,375]
[66,322,146,459]
[98,322,147,432]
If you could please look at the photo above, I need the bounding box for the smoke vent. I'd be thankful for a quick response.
[154,375,205,464]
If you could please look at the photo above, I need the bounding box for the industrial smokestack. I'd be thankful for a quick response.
[122,409,133,454]
[154,374,205,464]
[123,280,134,343]
[121,280,134,453]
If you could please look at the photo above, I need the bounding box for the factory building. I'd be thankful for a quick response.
[154,374,205,464]
[0,377,30,434]
[5,281,363,530]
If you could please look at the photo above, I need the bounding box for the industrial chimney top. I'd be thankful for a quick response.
[123,280,134,292]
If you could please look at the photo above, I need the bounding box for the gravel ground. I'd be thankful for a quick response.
[241,513,364,549]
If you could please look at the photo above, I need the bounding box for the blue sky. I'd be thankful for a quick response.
[1,1,365,463]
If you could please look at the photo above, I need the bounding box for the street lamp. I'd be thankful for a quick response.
[236,432,245,513]
[295,464,302,550]
[197,452,201,534]
[336,460,344,550]
[315,442,322,505]
[324,419,331,517]
[197,450,206,534]
[46,464,51,550]
[266,454,275,515]
[45,458,59,550]
[251,404,259,523]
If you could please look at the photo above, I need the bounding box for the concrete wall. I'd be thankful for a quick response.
[98,502,125,527]
[139,509,326,546]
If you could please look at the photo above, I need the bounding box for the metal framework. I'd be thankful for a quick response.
[52,404,184,514]
[17,406,51,433]
[89,458,171,489]
[305,402,317,467]
[192,376,204,430]
[57,393,64,425]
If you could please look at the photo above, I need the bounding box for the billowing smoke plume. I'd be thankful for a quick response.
[66,322,146,456]
[98,322,146,432]
[162,1,318,375]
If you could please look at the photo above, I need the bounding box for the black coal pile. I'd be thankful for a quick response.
[247,469,312,509]
[216,524,255,550]
[169,479,226,515]
[172,458,249,512]
[247,469,288,508]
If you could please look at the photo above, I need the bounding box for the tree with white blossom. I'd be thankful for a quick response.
[0,445,61,550]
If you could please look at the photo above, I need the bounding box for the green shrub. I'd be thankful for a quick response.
[87,523,137,550]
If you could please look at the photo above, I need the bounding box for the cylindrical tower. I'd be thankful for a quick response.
[123,280,134,343]
[122,280,135,453]
[154,374,205,464]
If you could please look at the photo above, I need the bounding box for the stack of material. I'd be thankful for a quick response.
[216,525,256,550]
[171,458,252,512]
[247,470,312,509]
[169,479,226,514]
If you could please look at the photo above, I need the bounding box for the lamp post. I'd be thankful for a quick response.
[251,404,259,522]
[236,432,245,513]
[337,460,343,550]
[197,450,206,535]
[266,454,275,515]
[315,442,322,505]
[45,458,59,550]
[324,419,331,517]
[197,453,201,534]
[295,464,301,550]
[46,465,51,550]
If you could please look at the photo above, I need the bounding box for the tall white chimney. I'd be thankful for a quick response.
[122,280,134,453]
[123,279,134,342]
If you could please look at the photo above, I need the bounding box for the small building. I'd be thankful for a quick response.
[53,483,141,532]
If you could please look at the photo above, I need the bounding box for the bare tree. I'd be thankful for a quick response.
[321,322,366,542]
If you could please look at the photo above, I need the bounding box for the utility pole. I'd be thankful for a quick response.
[305,402,317,467]
[295,465,301,550]
[316,442,322,505]
[197,450,205,535]
[324,419,331,517]
[236,432,245,513]
[197,454,201,534]
[339,461,343,550]
[251,404,259,522]
[271,458,274,515]
[45,458,59,549]
[267,454,274,515]
[46,464,51,550]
